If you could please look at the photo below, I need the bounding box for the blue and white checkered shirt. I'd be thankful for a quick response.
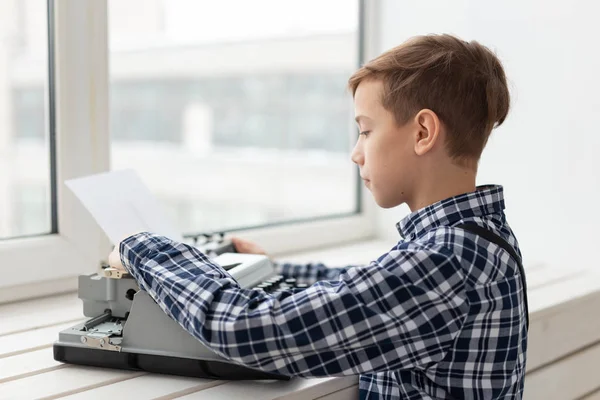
[120,185,527,399]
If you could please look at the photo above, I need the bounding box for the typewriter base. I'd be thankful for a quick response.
[53,344,290,381]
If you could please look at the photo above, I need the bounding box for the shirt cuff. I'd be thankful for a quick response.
[119,231,169,274]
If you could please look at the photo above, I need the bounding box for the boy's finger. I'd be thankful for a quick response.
[230,237,245,248]
[230,237,249,252]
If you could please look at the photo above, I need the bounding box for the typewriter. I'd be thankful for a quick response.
[53,234,306,380]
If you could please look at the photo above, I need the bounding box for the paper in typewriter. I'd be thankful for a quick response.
[65,169,183,244]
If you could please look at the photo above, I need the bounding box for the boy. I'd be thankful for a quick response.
[109,34,527,399]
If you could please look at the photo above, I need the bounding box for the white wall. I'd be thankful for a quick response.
[374,0,600,270]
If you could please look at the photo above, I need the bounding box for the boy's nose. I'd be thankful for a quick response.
[351,140,364,166]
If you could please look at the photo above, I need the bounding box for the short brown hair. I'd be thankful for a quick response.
[348,34,510,164]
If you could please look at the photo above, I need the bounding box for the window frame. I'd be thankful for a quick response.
[0,0,379,303]
[0,0,111,300]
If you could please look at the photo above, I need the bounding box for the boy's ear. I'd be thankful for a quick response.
[413,109,441,156]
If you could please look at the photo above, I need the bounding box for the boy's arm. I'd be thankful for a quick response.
[275,261,348,284]
[120,233,468,377]
[229,237,348,283]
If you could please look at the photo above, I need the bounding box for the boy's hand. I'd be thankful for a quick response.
[230,237,267,255]
[108,245,126,272]
[106,231,145,273]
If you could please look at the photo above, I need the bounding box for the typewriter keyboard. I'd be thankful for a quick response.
[252,275,309,294]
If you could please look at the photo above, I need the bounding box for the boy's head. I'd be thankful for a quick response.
[348,34,510,210]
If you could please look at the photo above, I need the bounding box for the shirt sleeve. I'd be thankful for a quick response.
[120,232,469,377]
[276,261,348,284]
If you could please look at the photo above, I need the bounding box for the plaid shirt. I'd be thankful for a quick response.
[120,185,527,399]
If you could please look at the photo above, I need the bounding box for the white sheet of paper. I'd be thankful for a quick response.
[65,169,183,244]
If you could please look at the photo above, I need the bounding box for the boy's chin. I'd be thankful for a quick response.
[373,193,404,209]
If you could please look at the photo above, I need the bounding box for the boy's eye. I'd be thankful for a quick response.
[359,131,370,136]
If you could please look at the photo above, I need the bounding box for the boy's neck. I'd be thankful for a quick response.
[407,164,477,212]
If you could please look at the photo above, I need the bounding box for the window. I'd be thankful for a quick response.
[0,0,111,300]
[1,0,375,302]
[109,0,361,234]
[0,0,54,239]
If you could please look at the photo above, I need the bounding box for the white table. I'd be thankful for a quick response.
[2,248,600,399]
[0,289,358,400]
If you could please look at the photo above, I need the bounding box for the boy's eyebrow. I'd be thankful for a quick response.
[355,115,372,123]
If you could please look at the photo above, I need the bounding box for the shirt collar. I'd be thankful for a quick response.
[396,185,506,239]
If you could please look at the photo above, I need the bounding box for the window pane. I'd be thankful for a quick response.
[109,0,359,234]
[0,0,52,239]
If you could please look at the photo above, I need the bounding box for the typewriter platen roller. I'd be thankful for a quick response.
[53,236,301,380]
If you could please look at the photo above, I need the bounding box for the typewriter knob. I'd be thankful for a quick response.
[125,289,136,301]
